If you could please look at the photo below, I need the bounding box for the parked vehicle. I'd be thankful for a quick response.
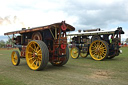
[67,27,124,60]
[4,21,75,70]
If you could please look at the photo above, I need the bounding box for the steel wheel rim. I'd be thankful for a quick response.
[70,47,79,59]
[89,40,107,60]
[26,41,42,70]
[11,51,18,65]
[80,52,88,58]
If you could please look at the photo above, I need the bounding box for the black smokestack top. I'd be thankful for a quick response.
[0,15,25,27]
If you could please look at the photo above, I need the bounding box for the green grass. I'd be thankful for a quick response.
[0,75,25,85]
[0,47,128,85]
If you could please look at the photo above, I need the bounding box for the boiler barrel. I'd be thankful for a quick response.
[83,28,100,32]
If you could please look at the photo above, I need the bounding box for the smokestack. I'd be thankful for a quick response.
[78,30,81,33]
[22,28,26,30]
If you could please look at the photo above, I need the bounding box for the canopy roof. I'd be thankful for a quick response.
[4,22,75,35]
[67,28,124,36]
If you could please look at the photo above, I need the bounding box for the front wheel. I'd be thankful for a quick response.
[11,51,20,66]
[51,47,69,66]
[80,52,88,58]
[70,47,80,59]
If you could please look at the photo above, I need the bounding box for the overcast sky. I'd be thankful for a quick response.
[0,0,128,41]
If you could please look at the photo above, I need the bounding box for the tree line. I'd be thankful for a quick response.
[0,38,13,48]
[0,38,128,48]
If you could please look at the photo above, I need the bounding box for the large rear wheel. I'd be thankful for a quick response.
[89,40,109,61]
[108,50,119,59]
[70,47,80,59]
[51,47,69,66]
[26,40,49,71]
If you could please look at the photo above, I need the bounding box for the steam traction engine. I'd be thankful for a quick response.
[68,27,124,61]
[4,21,75,70]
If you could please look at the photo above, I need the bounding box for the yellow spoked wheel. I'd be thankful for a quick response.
[70,47,80,59]
[51,47,69,66]
[11,51,20,66]
[26,40,49,71]
[80,52,88,58]
[89,40,109,61]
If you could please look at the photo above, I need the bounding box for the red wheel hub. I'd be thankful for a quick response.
[33,53,37,57]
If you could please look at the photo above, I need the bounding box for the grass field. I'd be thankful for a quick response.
[0,47,128,85]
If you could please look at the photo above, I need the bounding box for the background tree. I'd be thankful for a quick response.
[125,38,128,44]
[6,38,13,45]
[0,40,5,48]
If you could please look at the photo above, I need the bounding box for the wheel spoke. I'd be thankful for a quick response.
[33,43,37,49]
[36,61,38,67]
[96,55,99,58]
[36,46,39,52]
[97,41,100,47]
[37,53,42,56]
[14,56,17,60]
[99,47,105,50]
[38,56,42,60]
[31,60,36,66]
[98,55,101,59]
[92,49,97,54]
[98,52,102,59]
[30,46,36,52]
[28,52,33,55]
[14,54,16,58]
[100,51,105,57]
[99,43,104,47]
[37,49,41,53]
[94,52,97,55]
[29,57,35,61]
